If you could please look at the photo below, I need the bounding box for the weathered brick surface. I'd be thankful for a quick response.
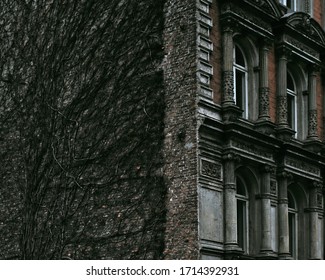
[210,1,222,104]
[162,0,199,259]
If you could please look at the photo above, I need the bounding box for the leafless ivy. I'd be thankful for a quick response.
[0,0,166,259]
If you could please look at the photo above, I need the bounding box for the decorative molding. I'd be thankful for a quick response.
[276,95,288,125]
[201,159,222,179]
[317,193,323,208]
[285,157,321,176]
[222,152,241,163]
[308,109,318,137]
[222,71,234,103]
[221,3,272,33]
[276,171,293,180]
[245,0,274,14]
[286,36,318,58]
[232,140,273,160]
[259,87,270,117]
[270,180,277,196]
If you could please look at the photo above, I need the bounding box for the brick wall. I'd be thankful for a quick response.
[162,0,199,259]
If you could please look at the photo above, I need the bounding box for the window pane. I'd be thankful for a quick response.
[235,46,245,67]
[287,73,295,91]
[236,178,246,196]
[288,212,296,257]
[287,94,295,129]
[237,200,246,250]
[235,69,245,110]
[288,192,296,209]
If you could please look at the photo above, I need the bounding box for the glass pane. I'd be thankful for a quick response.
[237,200,246,250]
[235,46,245,67]
[288,212,296,257]
[288,192,296,209]
[287,94,295,128]
[235,69,245,110]
[236,177,246,196]
[287,73,295,91]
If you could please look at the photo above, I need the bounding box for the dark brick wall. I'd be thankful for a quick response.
[162,0,199,259]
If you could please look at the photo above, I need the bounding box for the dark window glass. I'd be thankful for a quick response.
[287,73,295,91]
[237,200,246,250]
[235,46,245,67]
[235,69,245,109]
[287,94,294,128]
[236,178,246,196]
[288,212,296,256]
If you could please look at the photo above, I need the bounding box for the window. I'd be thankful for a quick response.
[287,72,297,133]
[236,176,249,252]
[288,191,298,259]
[233,45,248,118]
[280,0,297,11]
[280,0,313,15]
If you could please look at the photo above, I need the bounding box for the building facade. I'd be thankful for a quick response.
[163,0,325,260]
[1,0,325,260]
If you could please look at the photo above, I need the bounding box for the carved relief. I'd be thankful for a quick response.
[308,109,318,137]
[245,0,274,14]
[232,140,273,160]
[259,87,270,117]
[277,95,287,125]
[317,193,323,208]
[222,71,234,103]
[270,180,277,196]
[221,2,272,32]
[285,157,320,176]
[201,159,222,179]
[286,36,318,58]
[291,15,319,41]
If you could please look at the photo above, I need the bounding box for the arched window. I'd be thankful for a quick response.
[233,45,248,119]
[288,190,298,259]
[286,65,308,140]
[287,72,297,133]
[236,176,249,252]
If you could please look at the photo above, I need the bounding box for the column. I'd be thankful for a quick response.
[276,47,294,140]
[259,165,273,255]
[223,153,240,252]
[309,182,321,259]
[277,171,291,259]
[258,40,271,122]
[222,25,235,106]
[276,47,289,128]
[307,65,319,140]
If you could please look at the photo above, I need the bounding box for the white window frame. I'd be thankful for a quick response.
[233,45,249,119]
